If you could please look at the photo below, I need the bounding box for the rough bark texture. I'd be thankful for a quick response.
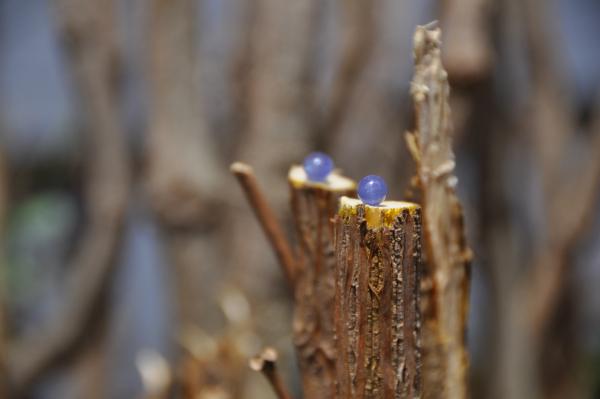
[288,166,355,399]
[334,197,422,399]
[406,25,472,399]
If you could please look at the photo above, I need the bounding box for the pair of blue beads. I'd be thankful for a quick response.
[303,152,388,206]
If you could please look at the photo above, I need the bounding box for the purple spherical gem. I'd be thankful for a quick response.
[358,175,388,206]
[303,152,334,182]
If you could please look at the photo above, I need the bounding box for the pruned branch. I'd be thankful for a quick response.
[230,162,297,287]
[8,0,129,392]
[406,23,472,399]
[288,165,355,398]
[334,197,423,398]
[234,162,356,397]
[249,347,293,399]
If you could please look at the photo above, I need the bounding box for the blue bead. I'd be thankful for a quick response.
[303,152,334,182]
[358,175,388,206]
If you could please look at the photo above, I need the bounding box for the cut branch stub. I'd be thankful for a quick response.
[249,347,293,399]
[334,197,422,399]
[288,165,356,399]
[232,162,297,287]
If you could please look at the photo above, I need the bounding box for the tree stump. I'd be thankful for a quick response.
[288,165,356,399]
[334,197,422,398]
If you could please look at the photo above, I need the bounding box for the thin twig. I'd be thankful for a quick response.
[249,347,293,399]
[230,162,297,288]
[0,140,9,397]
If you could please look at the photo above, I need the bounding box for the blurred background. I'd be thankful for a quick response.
[0,0,599,398]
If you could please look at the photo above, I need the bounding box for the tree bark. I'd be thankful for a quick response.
[406,24,472,399]
[334,197,422,398]
[232,164,356,398]
[288,166,356,399]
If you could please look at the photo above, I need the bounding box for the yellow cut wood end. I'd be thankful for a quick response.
[288,165,356,191]
[339,196,420,229]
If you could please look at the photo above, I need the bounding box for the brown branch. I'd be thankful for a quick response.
[228,0,320,304]
[321,0,376,146]
[0,140,10,397]
[249,347,293,399]
[147,0,223,228]
[529,105,600,338]
[145,0,227,331]
[288,165,355,398]
[234,164,356,398]
[229,0,259,157]
[8,0,129,393]
[523,0,573,198]
[230,162,297,287]
[440,0,492,83]
[235,0,319,200]
[334,198,423,398]
[407,24,472,399]
[515,0,600,346]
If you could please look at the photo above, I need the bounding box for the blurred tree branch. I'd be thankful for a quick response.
[441,0,493,83]
[249,347,293,399]
[230,162,297,287]
[147,0,223,228]
[488,0,600,397]
[7,0,129,394]
[146,0,227,334]
[529,107,600,341]
[0,144,9,397]
[321,0,376,147]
